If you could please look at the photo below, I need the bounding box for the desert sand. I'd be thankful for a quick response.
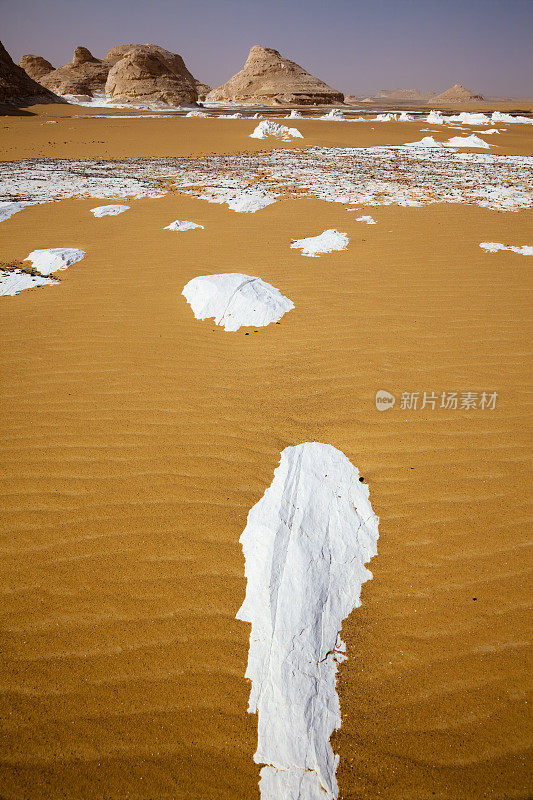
[0,101,532,800]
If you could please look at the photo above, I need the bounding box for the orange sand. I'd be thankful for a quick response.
[0,108,531,800]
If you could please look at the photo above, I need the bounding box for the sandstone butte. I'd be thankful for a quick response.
[0,40,60,106]
[104,44,198,105]
[433,83,485,103]
[207,45,344,105]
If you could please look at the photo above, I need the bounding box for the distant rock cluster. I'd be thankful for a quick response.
[15,43,208,106]
[2,37,486,108]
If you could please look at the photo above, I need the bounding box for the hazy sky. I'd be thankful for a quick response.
[2,0,533,96]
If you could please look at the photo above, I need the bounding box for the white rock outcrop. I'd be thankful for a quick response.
[480,242,533,255]
[237,442,379,799]
[445,134,490,149]
[291,229,349,257]
[182,273,294,331]
[0,270,56,296]
[250,120,303,140]
[90,204,130,216]
[164,219,204,231]
[24,248,85,275]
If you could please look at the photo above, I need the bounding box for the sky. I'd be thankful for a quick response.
[2,0,533,97]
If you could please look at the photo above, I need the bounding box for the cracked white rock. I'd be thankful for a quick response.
[24,248,85,276]
[0,270,57,296]
[250,120,303,140]
[164,219,204,231]
[90,204,130,217]
[480,242,533,255]
[291,229,349,257]
[182,273,294,331]
[237,442,379,800]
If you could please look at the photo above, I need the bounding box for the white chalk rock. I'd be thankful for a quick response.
[250,120,303,140]
[90,204,130,216]
[0,270,56,296]
[0,200,36,222]
[164,219,204,232]
[291,229,349,257]
[450,112,490,125]
[446,134,490,149]
[182,272,294,331]
[237,442,379,800]
[480,242,533,256]
[24,248,85,276]
[355,215,376,224]
[404,135,444,148]
[319,109,345,121]
[426,110,445,124]
[491,112,533,125]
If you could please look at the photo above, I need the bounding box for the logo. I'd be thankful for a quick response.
[375,390,396,411]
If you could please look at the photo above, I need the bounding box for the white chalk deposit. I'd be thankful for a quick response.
[250,120,303,140]
[355,215,376,224]
[0,200,37,222]
[446,134,491,149]
[90,204,130,216]
[164,219,204,231]
[182,273,294,331]
[2,147,532,213]
[24,248,85,276]
[405,136,444,148]
[480,242,533,256]
[291,229,349,257]
[237,442,379,799]
[0,270,56,296]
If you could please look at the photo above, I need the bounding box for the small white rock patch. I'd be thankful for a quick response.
[90,204,130,217]
[480,242,533,256]
[164,220,204,232]
[291,229,349,257]
[0,270,57,296]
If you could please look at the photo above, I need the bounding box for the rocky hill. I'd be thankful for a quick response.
[0,40,60,106]
[207,45,343,105]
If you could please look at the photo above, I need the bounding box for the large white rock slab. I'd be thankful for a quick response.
[24,248,85,276]
[164,219,204,232]
[480,242,533,255]
[90,204,130,217]
[291,229,349,257]
[237,442,379,800]
[182,273,294,331]
[250,120,303,140]
[0,270,56,296]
